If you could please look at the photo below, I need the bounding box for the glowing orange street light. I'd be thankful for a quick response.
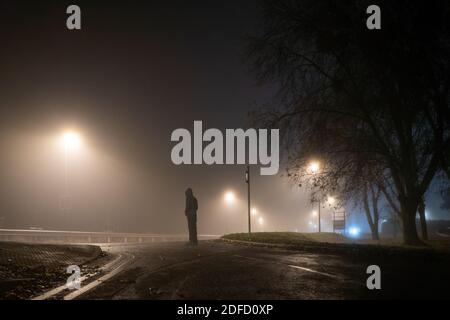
[224,191,236,205]
[307,161,320,174]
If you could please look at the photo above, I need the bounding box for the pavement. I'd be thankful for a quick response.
[1,239,449,300]
[78,240,450,300]
[0,242,102,299]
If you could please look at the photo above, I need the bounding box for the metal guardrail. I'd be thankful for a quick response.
[0,228,220,244]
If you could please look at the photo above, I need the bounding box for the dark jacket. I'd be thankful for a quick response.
[184,188,198,216]
[185,189,198,216]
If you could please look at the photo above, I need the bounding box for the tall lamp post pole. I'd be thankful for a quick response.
[307,161,321,233]
[318,199,321,233]
[245,165,251,239]
[64,144,67,195]
[63,143,69,227]
[60,131,81,230]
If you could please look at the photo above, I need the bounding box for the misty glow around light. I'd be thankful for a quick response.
[311,210,318,217]
[307,161,320,174]
[251,207,258,215]
[224,191,236,205]
[348,226,360,237]
[258,217,264,225]
[308,221,317,229]
[61,131,81,151]
[327,196,335,205]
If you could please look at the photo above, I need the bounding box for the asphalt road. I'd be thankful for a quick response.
[79,240,450,300]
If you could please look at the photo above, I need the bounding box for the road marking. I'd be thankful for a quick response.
[63,253,135,300]
[100,254,125,271]
[287,264,340,278]
[234,254,341,279]
[32,253,132,300]
[32,275,89,300]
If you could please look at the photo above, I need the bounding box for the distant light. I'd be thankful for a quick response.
[348,226,360,237]
[327,196,336,205]
[311,210,318,217]
[307,161,320,174]
[308,221,317,229]
[61,131,81,151]
[224,191,236,205]
[258,217,264,225]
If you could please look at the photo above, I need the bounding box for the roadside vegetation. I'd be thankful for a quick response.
[222,232,450,259]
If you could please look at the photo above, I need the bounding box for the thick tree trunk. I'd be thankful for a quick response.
[401,203,423,246]
[370,223,379,240]
[417,200,428,241]
[364,210,379,240]
[363,187,379,240]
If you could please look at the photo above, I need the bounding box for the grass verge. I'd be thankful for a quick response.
[221,232,450,260]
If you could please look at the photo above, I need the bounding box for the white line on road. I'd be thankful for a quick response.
[32,275,89,300]
[287,264,341,278]
[32,253,133,300]
[234,254,341,279]
[63,253,135,300]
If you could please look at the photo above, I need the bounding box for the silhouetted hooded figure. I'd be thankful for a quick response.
[185,188,198,245]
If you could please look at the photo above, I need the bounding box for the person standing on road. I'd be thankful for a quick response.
[185,188,198,245]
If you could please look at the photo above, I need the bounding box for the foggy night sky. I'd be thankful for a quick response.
[0,1,447,234]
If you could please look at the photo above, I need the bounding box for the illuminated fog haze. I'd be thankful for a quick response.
[0,1,447,236]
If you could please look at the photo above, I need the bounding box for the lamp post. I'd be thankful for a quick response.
[308,161,321,232]
[223,190,236,234]
[317,199,321,233]
[245,165,251,239]
[60,131,81,229]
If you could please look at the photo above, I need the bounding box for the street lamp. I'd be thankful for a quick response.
[224,191,236,205]
[307,160,321,232]
[60,131,81,192]
[307,161,320,174]
[328,196,336,206]
[245,165,251,239]
[61,131,81,151]
[258,217,264,230]
[251,207,258,216]
[60,130,81,229]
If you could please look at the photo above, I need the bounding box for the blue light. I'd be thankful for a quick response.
[348,226,360,237]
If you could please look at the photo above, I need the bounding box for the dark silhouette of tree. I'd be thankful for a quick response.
[248,0,450,245]
[362,183,381,240]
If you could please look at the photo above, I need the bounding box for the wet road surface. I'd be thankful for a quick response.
[80,240,450,300]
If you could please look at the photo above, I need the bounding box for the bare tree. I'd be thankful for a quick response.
[362,183,381,240]
[248,0,450,245]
